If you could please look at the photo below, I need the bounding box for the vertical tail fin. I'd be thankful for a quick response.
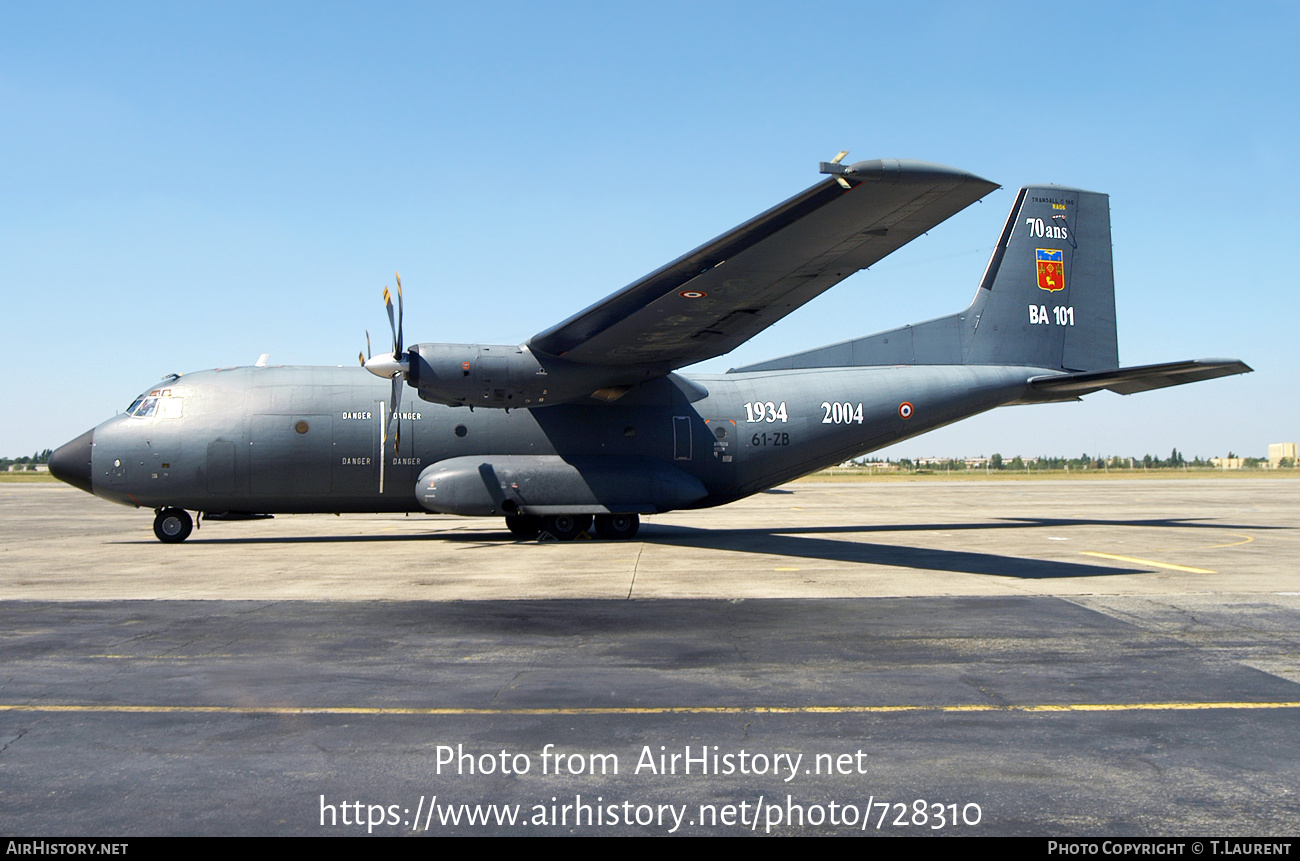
[964,185,1118,371]
[732,184,1120,373]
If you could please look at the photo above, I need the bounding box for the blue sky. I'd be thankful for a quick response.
[3,1,1295,460]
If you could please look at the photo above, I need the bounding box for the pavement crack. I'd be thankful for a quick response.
[960,674,1009,707]
[489,670,531,707]
[627,544,644,600]
[0,727,29,753]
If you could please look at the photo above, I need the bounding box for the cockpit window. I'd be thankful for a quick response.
[130,397,159,417]
[125,385,181,418]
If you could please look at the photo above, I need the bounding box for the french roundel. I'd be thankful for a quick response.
[898,402,914,419]
[679,290,707,299]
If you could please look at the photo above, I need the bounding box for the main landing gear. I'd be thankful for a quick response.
[503,513,640,541]
[594,513,640,540]
[153,507,193,543]
[505,514,542,539]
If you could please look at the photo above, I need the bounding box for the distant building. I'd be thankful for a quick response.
[1268,442,1297,468]
[1210,457,1244,470]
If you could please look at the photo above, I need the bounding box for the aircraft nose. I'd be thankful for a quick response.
[49,428,95,494]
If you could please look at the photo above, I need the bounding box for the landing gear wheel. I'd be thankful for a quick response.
[153,507,193,543]
[505,514,542,540]
[595,513,640,540]
[540,514,593,541]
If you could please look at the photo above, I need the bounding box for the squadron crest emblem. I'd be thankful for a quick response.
[1036,248,1065,292]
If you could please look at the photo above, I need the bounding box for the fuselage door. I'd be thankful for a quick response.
[673,415,692,461]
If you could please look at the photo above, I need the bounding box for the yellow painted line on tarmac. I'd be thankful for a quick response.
[3,701,1298,716]
[1079,551,1215,574]
[1207,534,1255,549]
[1152,534,1256,553]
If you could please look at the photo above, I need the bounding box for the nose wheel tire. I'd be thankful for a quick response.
[153,508,193,543]
[540,514,593,541]
[594,513,640,540]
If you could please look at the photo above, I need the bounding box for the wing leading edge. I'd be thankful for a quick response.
[526,159,998,370]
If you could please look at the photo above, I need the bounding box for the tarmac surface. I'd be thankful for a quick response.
[1,479,1298,836]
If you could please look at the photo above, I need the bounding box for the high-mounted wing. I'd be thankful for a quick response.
[527,159,998,369]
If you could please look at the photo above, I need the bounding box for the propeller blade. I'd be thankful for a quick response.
[358,351,365,368]
[394,271,404,356]
[366,329,372,360]
[372,274,408,454]
[390,375,403,455]
[820,151,854,188]
[383,285,397,356]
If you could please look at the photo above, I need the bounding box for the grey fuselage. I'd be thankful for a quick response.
[78,362,1046,516]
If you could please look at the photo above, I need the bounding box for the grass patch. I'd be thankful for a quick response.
[0,472,59,483]
[795,468,1300,482]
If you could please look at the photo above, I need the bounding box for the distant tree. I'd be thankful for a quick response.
[1009,455,1025,471]
[990,453,1003,470]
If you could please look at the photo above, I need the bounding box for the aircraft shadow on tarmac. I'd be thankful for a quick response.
[637,524,1136,579]
[644,517,1283,578]
[112,514,1283,579]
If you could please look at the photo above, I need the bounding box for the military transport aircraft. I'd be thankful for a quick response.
[49,155,1249,542]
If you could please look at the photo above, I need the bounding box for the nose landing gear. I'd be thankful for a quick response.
[153,507,193,543]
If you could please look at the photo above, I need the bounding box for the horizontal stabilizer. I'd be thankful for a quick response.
[1027,359,1252,396]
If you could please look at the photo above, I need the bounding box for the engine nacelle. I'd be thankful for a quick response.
[407,343,656,408]
[415,455,709,516]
